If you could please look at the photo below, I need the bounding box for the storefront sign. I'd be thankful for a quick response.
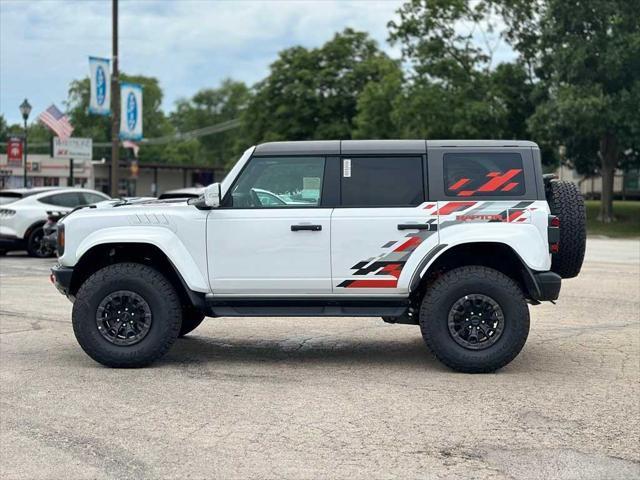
[53,137,92,160]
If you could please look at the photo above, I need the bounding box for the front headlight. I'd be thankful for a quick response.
[0,209,16,217]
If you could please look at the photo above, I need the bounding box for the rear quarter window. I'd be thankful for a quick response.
[38,192,85,208]
[444,152,525,197]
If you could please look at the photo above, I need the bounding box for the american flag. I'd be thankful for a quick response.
[38,104,74,140]
[122,140,140,157]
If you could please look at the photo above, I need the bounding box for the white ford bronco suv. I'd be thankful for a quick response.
[51,140,586,372]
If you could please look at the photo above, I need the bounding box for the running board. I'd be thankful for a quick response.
[204,296,409,317]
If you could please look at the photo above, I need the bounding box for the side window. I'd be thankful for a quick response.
[341,157,424,207]
[39,192,84,208]
[229,156,325,208]
[82,193,108,204]
[444,152,525,197]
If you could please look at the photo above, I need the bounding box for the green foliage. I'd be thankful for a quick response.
[586,200,640,238]
[353,58,404,139]
[0,115,8,141]
[243,29,395,143]
[355,0,537,149]
[0,114,54,155]
[171,79,249,168]
[389,0,496,81]
[500,0,640,220]
[9,0,634,212]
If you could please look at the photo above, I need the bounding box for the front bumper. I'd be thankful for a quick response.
[50,265,74,299]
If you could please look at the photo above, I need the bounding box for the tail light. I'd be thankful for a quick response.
[548,215,560,253]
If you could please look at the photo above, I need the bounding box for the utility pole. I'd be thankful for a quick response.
[110,0,119,197]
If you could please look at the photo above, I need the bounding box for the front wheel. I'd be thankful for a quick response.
[419,266,530,373]
[72,263,182,367]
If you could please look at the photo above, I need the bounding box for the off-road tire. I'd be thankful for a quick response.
[419,266,530,373]
[72,263,182,367]
[179,307,205,337]
[547,180,586,279]
[26,226,53,258]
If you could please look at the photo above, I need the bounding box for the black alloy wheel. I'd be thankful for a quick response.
[96,290,153,346]
[27,227,53,258]
[447,294,504,350]
[419,266,530,373]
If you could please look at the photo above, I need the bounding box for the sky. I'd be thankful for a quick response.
[0,0,515,126]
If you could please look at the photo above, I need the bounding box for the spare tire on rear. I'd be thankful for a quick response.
[546,180,586,279]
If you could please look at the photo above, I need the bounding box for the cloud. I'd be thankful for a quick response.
[0,0,402,124]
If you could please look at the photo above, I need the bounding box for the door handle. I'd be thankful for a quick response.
[291,224,322,232]
[397,223,430,230]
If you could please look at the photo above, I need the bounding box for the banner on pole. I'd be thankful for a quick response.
[119,83,143,141]
[89,56,111,115]
[7,137,23,167]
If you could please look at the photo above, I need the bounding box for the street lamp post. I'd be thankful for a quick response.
[19,99,32,188]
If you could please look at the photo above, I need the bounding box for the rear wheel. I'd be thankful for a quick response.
[72,263,182,367]
[419,266,530,373]
[547,180,586,278]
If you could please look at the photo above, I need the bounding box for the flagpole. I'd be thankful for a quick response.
[110,0,119,198]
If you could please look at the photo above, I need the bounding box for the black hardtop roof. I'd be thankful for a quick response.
[254,139,538,156]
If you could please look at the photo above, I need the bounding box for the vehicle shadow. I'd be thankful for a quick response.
[163,334,448,371]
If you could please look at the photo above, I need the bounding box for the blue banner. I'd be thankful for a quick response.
[119,83,143,141]
[88,56,111,115]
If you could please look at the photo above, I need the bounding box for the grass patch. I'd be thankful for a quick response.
[585,200,640,238]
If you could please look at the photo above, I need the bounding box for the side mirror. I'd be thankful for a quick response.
[203,182,222,208]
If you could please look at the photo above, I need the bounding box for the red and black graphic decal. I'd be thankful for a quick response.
[445,201,535,223]
[435,201,476,215]
[337,200,536,289]
[447,169,524,197]
[337,219,437,288]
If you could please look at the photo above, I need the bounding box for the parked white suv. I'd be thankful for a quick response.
[0,187,110,257]
[51,141,586,372]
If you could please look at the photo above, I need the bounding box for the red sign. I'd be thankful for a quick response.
[7,137,23,166]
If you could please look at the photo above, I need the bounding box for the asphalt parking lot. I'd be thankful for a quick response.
[1,238,639,480]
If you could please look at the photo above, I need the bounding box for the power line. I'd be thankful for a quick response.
[0,118,241,148]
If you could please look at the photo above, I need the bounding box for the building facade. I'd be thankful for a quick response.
[0,154,224,197]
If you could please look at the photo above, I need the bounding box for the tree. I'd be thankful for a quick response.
[243,28,395,143]
[0,115,8,141]
[499,0,640,221]
[353,58,404,139]
[1,117,55,155]
[383,0,538,143]
[170,79,249,168]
